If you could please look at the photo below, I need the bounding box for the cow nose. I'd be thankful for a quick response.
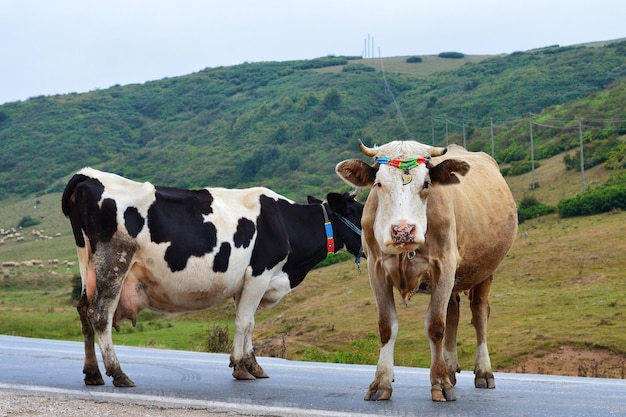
[390,223,416,245]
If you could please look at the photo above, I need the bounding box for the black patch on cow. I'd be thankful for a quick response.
[90,198,119,251]
[213,242,231,273]
[234,218,255,248]
[62,174,93,248]
[62,175,119,251]
[124,206,144,238]
[249,195,290,277]
[148,187,217,272]
[277,200,326,288]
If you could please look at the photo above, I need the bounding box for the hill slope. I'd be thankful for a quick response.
[0,40,625,201]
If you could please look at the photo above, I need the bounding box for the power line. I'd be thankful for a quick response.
[378,49,413,139]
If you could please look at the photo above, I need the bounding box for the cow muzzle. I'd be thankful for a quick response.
[390,223,417,246]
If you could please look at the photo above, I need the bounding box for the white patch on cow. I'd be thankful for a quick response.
[444,348,458,373]
[260,271,292,308]
[372,164,429,254]
[79,167,156,219]
[375,319,398,386]
[475,342,492,373]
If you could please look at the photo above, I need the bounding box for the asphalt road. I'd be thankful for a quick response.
[1,335,625,416]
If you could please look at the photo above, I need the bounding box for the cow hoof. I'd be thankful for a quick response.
[250,367,269,378]
[232,368,256,380]
[84,376,105,385]
[83,370,105,385]
[364,382,392,401]
[431,386,456,402]
[107,369,135,388]
[244,352,268,378]
[475,372,495,389]
[364,389,392,401]
[112,374,136,387]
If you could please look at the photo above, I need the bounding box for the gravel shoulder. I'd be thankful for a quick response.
[0,389,233,417]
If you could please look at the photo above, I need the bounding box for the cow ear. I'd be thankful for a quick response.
[429,159,470,186]
[336,160,377,188]
[326,192,347,214]
[307,195,322,204]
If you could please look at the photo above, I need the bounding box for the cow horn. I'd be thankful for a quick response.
[358,139,377,157]
[428,146,447,157]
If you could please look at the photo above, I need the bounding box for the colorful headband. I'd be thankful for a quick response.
[375,157,430,171]
[375,157,430,185]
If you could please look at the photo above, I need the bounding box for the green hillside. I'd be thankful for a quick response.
[1,40,625,202]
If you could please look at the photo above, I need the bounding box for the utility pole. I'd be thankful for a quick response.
[529,118,536,190]
[431,118,435,145]
[462,119,466,148]
[578,117,586,192]
[490,117,495,158]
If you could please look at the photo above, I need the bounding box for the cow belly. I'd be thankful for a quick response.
[117,261,245,319]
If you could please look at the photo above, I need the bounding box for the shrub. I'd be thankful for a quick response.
[314,253,352,269]
[604,143,626,169]
[322,88,341,110]
[438,51,465,59]
[558,185,626,217]
[207,325,230,353]
[342,64,375,73]
[294,57,348,69]
[17,215,41,228]
[564,137,622,171]
[518,195,556,223]
[501,160,540,176]
[519,194,540,209]
[406,56,423,63]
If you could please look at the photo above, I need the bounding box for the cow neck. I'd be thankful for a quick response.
[320,203,335,259]
[321,203,364,273]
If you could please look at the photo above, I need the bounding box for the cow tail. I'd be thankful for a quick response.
[61,173,90,248]
[61,174,89,217]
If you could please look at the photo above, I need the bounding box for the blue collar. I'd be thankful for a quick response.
[321,204,334,259]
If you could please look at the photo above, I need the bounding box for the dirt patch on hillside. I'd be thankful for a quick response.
[500,346,626,379]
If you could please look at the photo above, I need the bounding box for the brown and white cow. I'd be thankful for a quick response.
[62,167,363,387]
[336,140,517,402]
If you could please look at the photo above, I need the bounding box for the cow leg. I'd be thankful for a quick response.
[230,273,270,380]
[76,292,104,385]
[240,318,268,379]
[88,236,137,387]
[425,271,456,402]
[444,292,461,386]
[365,263,397,401]
[469,276,495,389]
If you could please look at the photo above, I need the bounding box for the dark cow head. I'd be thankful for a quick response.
[307,192,364,258]
[335,140,470,255]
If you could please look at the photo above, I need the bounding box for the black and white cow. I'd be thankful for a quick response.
[61,167,363,387]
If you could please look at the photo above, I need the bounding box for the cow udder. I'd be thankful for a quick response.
[113,271,149,330]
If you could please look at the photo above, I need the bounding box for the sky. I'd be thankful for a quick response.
[1,0,625,105]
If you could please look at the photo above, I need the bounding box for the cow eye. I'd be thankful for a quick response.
[373,180,382,188]
[423,180,431,190]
